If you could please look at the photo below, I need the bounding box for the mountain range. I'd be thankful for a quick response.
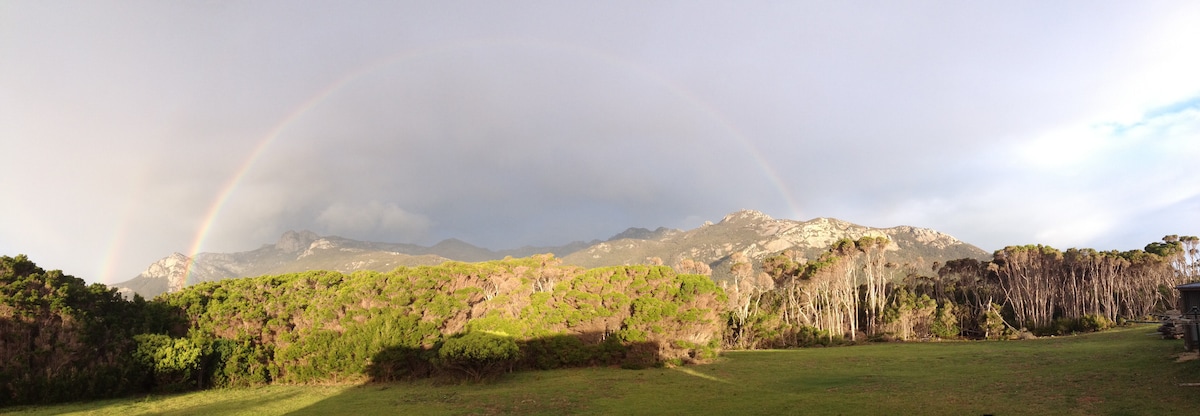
[113,210,990,299]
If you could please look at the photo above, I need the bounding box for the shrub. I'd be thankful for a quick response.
[792,325,840,347]
[931,303,960,339]
[1041,314,1114,336]
[520,335,593,369]
[620,341,661,370]
[133,334,202,392]
[1078,314,1113,332]
[437,331,519,381]
[979,304,1010,340]
[367,345,435,381]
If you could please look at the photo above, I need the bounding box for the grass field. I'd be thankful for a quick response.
[6,324,1200,415]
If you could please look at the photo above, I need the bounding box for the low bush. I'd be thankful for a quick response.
[437,331,520,381]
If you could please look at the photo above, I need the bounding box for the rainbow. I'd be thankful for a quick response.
[98,209,129,284]
[181,37,802,284]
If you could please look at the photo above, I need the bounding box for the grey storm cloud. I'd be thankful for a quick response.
[2,1,1199,284]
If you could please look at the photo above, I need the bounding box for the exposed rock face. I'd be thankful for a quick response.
[561,209,989,283]
[117,252,195,297]
[276,230,320,254]
[299,238,336,258]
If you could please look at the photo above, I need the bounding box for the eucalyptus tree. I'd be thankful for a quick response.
[673,258,712,276]
[991,245,1063,329]
[723,252,773,348]
[762,249,803,325]
[1184,235,1200,279]
[855,236,891,336]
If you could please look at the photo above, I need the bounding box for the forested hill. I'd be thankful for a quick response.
[2,254,724,405]
[115,210,986,299]
[3,233,1195,406]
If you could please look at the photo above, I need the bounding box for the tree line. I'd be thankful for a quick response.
[715,235,1198,348]
[1,234,1196,405]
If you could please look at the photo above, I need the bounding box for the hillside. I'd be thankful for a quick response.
[114,210,988,298]
[562,210,990,283]
[113,231,595,299]
[114,231,450,299]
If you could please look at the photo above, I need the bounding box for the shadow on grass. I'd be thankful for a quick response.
[1,386,313,416]
[156,388,306,416]
[285,331,664,415]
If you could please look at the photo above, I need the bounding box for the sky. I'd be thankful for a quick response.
[3,1,1200,285]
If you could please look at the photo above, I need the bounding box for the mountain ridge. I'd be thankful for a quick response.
[114,210,989,299]
[560,210,988,283]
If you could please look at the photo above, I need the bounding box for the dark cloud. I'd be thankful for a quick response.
[2,1,1199,283]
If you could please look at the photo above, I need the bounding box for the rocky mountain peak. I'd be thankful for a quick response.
[803,217,855,229]
[136,252,193,293]
[563,210,990,283]
[720,209,774,224]
[886,225,964,250]
[299,238,338,258]
[137,252,189,275]
[277,230,320,254]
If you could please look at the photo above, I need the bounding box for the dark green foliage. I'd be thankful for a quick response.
[132,334,202,391]
[367,344,435,382]
[437,331,519,381]
[519,334,591,369]
[789,325,840,347]
[1040,314,1115,336]
[140,256,724,387]
[619,341,662,369]
[0,255,170,406]
[930,302,960,339]
[974,303,1012,339]
[1079,314,1114,332]
[1145,240,1182,257]
[517,334,627,369]
[206,338,275,387]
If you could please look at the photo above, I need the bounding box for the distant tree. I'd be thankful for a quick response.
[531,254,565,292]
[1153,235,1200,280]
[723,253,772,347]
[991,245,1062,329]
[856,236,891,336]
[674,258,712,276]
[762,250,803,326]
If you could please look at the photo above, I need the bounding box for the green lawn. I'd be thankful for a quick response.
[7,325,1200,415]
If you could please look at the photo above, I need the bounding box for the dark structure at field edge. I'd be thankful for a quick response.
[1175,282,1200,351]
